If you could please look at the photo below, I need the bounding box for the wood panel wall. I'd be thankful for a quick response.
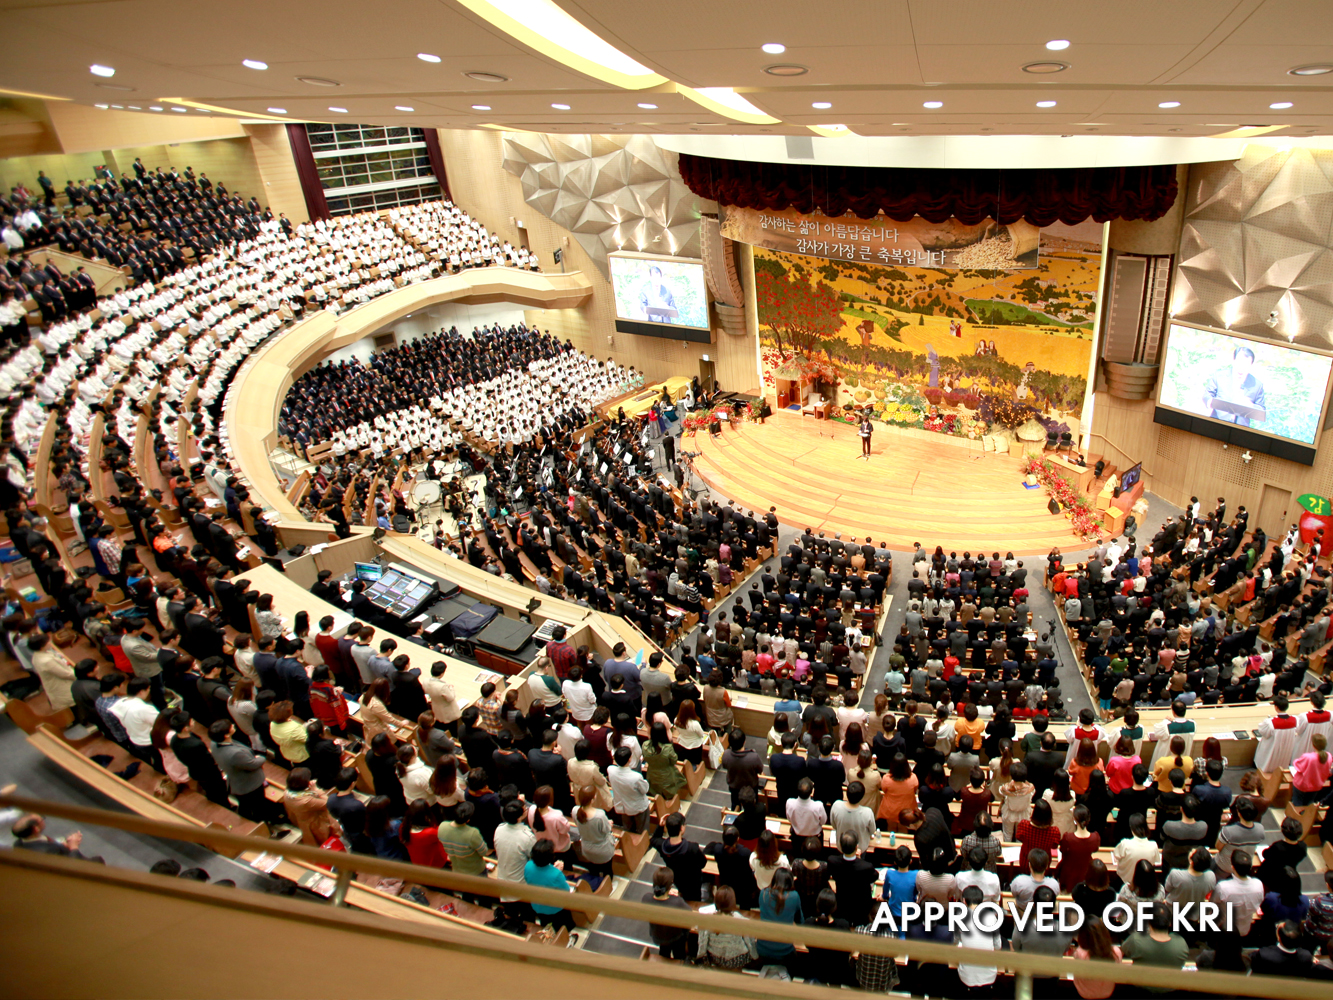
[436,128,759,393]
[243,123,308,225]
[43,102,246,155]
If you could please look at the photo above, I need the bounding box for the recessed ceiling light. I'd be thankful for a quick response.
[465,71,509,83]
[1045,39,1071,51]
[1270,101,1294,109]
[761,43,786,54]
[111,104,123,109]
[417,53,441,63]
[471,104,491,111]
[1036,100,1057,108]
[149,105,163,111]
[242,59,268,70]
[637,102,657,109]
[328,106,348,113]
[923,101,943,109]
[812,101,832,109]
[551,103,570,110]
[395,105,415,111]
[94,103,109,109]
[1023,61,1069,74]
[267,107,287,114]
[1158,101,1181,108]
[763,64,808,77]
[128,105,140,110]
[171,106,187,112]
[296,76,340,87]
[89,64,115,77]
[1290,64,1333,76]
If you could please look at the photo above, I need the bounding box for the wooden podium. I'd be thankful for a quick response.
[1096,476,1143,536]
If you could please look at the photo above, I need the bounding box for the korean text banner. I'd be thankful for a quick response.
[720,205,1040,271]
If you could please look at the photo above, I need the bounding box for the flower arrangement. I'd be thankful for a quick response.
[681,413,710,437]
[1020,453,1103,541]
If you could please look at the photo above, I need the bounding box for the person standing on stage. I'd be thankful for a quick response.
[858,413,873,460]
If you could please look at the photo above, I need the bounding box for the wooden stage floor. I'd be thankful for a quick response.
[691,415,1084,556]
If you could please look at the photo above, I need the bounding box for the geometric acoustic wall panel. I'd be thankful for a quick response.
[1173,145,1333,351]
[501,133,702,277]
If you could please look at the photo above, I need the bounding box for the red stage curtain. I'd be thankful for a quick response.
[421,129,452,200]
[286,123,330,221]
[676,153,1178,226]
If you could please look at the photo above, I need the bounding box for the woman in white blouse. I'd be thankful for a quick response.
[749,830,790,890]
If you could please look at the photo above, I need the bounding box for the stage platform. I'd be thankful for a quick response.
[692,417,1085,556]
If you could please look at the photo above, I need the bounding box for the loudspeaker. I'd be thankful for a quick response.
[1048,498,1061,515]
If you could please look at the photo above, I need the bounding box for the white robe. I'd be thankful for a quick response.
[1292,708,1333,760]
[1147,718,1196,768]
[1253,712,1300,773]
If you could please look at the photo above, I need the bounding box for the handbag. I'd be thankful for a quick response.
[705,730,723,770]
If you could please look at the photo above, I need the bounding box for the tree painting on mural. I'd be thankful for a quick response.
[755,264,843,361]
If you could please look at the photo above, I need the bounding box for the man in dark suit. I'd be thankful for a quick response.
[826,832,879,925]
[168,710,229,805]
[769,732,807,805]
[11,814,94,858]
[274,638,312,719]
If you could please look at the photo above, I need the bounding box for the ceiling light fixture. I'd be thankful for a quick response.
[170,106,187,112]
[94,103,109,109]
[395,105,415,111]
[453,0,665,89]
[812,101,832,109]
[267,107,287,114]
[296,76,341,87]
[1023,61,1069,74]
[1158,101,1180,108]
[328,106,348,113]
[128,105,140,110]
[149,105,163,111]
[764,63,808,76]
[923,101,943,109]
[242,59,268,70]
[89,64,115,77]
[465,71,509,82]
[550,102,570,109]
[1045,39,1070,50]
[472,104,492,111]
[637,102,657,109]
[1036,100,1057,107]
[1290,64,1333,76]
[680,86,780,124]
[761,42,786,54]
[111,104,123,109]
[417,53,441,63]
[1270,101,1294,109]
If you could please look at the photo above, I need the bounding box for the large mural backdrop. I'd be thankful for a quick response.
[753,217,1103,441]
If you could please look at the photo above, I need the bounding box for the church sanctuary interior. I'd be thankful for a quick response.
[7,2,1333,998]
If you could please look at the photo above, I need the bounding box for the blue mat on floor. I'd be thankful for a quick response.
[786,403,802,411]
[1022,482,1041,490]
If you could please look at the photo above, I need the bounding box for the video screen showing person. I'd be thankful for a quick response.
[608,254,708,329]
[1158,323,1333,446]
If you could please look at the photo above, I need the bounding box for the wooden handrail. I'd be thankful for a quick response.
[0,792,1303,999]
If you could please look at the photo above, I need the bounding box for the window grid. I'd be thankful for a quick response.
[324,181,443,217]
[304,124,439,217]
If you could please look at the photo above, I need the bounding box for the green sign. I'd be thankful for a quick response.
[1297,494,1331,516]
